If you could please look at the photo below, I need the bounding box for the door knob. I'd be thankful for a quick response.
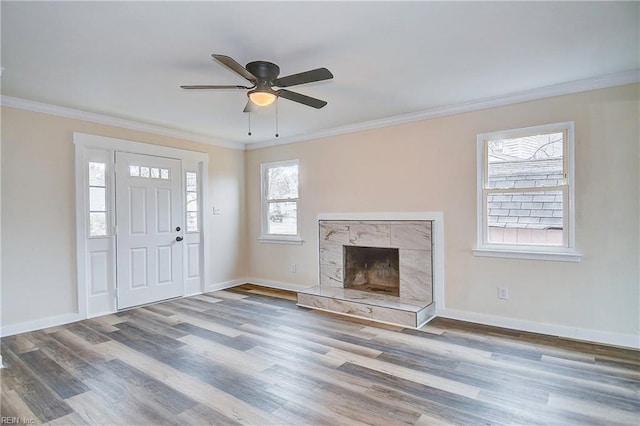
[176,226,181,231]
[176,236,183,242]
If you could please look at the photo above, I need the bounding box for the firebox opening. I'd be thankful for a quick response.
[344,246,400,296]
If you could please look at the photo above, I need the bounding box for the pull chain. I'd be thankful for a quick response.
[275,100,279,138]
[247,111,252,136]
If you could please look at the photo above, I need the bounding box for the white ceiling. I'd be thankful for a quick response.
[1,2,638,147]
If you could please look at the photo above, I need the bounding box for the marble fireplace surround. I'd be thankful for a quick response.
[297,212,444,328]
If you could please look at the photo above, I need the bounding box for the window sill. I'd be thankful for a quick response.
[258,236,304,245]
[473,247,582,262]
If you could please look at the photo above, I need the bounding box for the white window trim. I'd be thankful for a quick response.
[474,121,582,262]
[259,159,303,244]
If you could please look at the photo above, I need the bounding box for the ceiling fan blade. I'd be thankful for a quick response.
[274,68,333,87]
[243,100,257,113]
[277,89,327,109]
[212,54,257,82]
[180,85,253,90]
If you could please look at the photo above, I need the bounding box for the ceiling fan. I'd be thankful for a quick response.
[181,54,334,112]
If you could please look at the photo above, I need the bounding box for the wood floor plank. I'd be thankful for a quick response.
[325,347,481,399]
[364,383,508,426]
[35,339,103,380]
[170,310,244,337]
[96,340,281,424]
[263,363,422,425]
[111,321,186,349]
[19,350,89,399]
[278,323,384,358]
[548,392,640,425]
[1,284,638,426]
[1,334,39,354]
[113,310,187,338]
[172,322,255,351]
[45,330,115,364]
[43,412,89,426]
[175,403,243,426]
[177,334,274,374]
[541,353,640,379]
[338,362,520,425]
[0,349,74,422]
[0,387,41,424]
[65,322,110,345]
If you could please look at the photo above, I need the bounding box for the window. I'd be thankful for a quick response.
[129,164,169,179]
[186,171,199,233]
[88,162,108,237]
[475,122,580,262]
[260,159,301,243]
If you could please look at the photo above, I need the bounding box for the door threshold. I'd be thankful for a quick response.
[117,295,184,312]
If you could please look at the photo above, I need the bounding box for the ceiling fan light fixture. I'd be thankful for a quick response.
[249,90,277,107]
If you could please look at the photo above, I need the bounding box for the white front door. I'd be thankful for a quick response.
[115,152,184,309]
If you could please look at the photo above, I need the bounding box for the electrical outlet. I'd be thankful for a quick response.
[498,287,509,300]
[290,264,297,273]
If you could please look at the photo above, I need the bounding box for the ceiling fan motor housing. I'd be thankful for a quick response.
[246,61,280,82]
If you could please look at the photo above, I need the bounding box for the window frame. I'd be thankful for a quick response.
[185,170,200,233]
[474,121,581,262]
[259,159,303,244]
[86,156,111,239]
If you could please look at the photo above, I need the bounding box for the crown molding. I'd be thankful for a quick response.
[245,69,640,151]
[3,69,637,152]
[0,96,244,150]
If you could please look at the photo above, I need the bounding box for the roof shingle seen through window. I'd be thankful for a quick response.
[487,159,563,229]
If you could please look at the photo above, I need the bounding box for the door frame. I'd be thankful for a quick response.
[74,132,209,318]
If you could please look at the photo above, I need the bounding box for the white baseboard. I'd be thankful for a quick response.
[0,313,84,338]
[205,278,247,293]
[246,277,314,292]
[437,308,640,350]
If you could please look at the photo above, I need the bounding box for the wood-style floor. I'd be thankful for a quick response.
[1,285,639,425]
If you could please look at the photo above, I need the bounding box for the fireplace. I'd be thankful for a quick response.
[297,216,439,329]
[317,219,433,303]
[344,246,400,296]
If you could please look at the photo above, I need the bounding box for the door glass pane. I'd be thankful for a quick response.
[487,132,563,189]
[89,212,107,237]
[151,167,160,179]
[186,172,197,191]
[267,165,298,199]
[186,192,198,204]
[187,212,198,233]
[89,162,106,186]
[161,168,169,179]
[129,165,140,177]
[185,171,198,232]
[186,199,198,212]
[140,167,150,178]
[487,190,563,246]
[267,201,297,235]
[89,187,106,211]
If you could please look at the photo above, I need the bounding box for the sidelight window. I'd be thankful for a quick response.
[186,171,199,232]
[88,162,108,237]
